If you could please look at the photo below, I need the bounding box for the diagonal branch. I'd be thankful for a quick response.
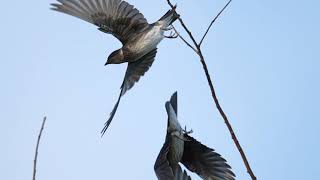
[199,0,232,46]
[33,117,47,180]
[166,0,199,49]
[165,0,257,179]
[172,26,198,53]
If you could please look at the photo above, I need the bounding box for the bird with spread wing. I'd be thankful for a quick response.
[154,92,235,180]
[51,0,179,135]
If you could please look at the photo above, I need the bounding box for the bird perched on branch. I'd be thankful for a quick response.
[154,92,235,180]
[51,0,179,135]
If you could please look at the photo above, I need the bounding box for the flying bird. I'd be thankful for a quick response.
[51,0,179,135]
[154,92,235,180]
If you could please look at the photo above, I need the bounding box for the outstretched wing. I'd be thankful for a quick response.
[181,135,235,180]
[101,48,157,135]
[51,0,149,44]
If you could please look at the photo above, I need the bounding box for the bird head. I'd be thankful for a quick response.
[105,49,124,65]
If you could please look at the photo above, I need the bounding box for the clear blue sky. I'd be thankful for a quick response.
[1,0,319,179]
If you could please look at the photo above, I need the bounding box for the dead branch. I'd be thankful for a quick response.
[166,0,257,179]
[33,117,47,180]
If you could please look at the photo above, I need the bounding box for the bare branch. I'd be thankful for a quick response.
[199,0,232,46]
[172,26,198,53]
[166,0,200,49]
[33,117,47,180]
[165,0,257,179]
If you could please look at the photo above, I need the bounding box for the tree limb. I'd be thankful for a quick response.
[166,0,257,179]
[33,117,47,180]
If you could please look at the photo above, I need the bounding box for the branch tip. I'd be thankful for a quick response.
[32,116,47,180]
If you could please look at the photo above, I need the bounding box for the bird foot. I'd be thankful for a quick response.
[161,25,174,31]
[183,126,193,135]
[164,31,178,39]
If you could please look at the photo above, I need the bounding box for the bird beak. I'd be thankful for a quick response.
[105,61,110,66]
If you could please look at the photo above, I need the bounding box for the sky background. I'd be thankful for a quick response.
[1,0,319,179]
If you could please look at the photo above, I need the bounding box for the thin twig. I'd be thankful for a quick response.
[172,26,198,53]
[166,0,257,179]
[199,0,232,46]
[33,117,47,180]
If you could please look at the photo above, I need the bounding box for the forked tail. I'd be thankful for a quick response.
[101,88,123,136]
[158,5,180,27]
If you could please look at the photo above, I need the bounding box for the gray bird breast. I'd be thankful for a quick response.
[126,25,164,59]
[168,136,184,166]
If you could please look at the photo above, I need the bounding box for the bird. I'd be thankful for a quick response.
[154,92,236,180]
[50,0,180,135]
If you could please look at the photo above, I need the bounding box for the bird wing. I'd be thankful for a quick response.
[51,0,149,44]
[120,48,157,95]
[100,48,157,135]
[173,165,192,180]
[154,136,175,180]
[181,135,235,180]
[154,136,191,180]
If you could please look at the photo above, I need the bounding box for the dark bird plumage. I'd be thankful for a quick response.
[154,92,236,180]
[51,0,179,135]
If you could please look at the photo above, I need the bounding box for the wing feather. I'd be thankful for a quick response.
[51,0,149,44]
[154,137,175,180]
[121,48,157,95]
[181,135,235,180]
[174,165,192,180]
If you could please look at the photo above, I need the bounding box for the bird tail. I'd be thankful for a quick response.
[169,91,177,116]
[101,88,123,136]
[158,5,180,27]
